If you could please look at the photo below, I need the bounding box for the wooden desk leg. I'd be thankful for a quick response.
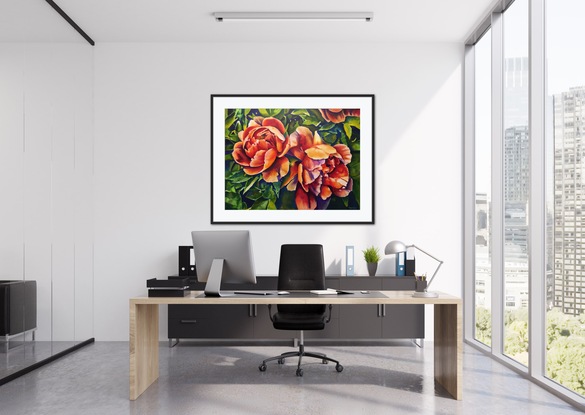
[130,302,159,400]
[434,303,463,400]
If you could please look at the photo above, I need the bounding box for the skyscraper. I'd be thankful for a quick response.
[553,86,585,315]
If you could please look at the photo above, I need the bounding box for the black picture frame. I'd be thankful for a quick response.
[211,94,375,224]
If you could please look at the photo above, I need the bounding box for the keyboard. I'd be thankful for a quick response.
[233,290,290,295]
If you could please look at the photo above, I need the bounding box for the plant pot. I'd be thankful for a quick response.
[367,262,378,276]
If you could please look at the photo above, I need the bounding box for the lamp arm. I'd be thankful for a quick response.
[426,261,443,289]
[407,244,443,289]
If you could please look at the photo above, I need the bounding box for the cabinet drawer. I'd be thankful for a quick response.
[339,305,381,338]
[168,317,254,339]
[169,304,250,319]
[381,304,425,338]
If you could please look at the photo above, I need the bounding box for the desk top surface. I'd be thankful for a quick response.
[130,290,461,305]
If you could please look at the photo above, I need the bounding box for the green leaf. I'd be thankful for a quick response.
[251,199,270,210]
[258,108,283,117]
[225,112,237,129]
[276,188,296,210]
[309,109,323,120]
[225,192,244,210]
[287,120,300,135]
[245,186,264,201]
[343,122,352,139]
[319,131,338,145]
[291,109,310,117]
[301,117,321,127]
[319,122,337,131]
[243,175,260,194]
[345,116,361,129]
[263,185,277,202]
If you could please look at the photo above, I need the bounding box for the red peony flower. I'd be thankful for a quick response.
[232,117,290,182]
[319,108,360,124]
[284,126,353,210]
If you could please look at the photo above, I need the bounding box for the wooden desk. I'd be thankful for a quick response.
[129,291,462,401]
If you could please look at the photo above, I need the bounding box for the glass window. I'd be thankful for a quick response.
[502,0,530,366]
[474,29,492,347]
[545,0,585,397]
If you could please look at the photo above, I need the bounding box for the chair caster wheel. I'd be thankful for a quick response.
[336,364,343,373]
[278,358,285,364]
[296,368,303,377]
[259,364,267,372]
[322,359,328,364]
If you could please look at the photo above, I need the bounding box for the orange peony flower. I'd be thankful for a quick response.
[319,108,360,123]
[285,126,353,210]
[232,117,290,183]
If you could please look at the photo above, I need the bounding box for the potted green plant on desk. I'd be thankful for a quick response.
[362,246,381,276]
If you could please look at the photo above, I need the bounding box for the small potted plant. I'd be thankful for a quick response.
[362,246,381,276]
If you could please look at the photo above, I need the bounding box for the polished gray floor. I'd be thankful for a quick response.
[0,341,77,379]
[0,341,581,415]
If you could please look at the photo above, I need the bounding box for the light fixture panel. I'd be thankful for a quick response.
[214,12,373,22]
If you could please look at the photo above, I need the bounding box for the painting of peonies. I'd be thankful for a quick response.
[212,96,374,224]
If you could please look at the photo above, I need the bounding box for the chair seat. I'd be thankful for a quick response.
[272,312,326,331]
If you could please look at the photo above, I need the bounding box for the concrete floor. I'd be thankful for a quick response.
[0,341,581,415]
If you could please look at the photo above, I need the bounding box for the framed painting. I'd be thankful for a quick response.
[211,94,374,224]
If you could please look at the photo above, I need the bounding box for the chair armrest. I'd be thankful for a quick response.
[267,304,275,323]
[325,304,332,323]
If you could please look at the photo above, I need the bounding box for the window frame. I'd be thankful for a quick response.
[464,0,585,410]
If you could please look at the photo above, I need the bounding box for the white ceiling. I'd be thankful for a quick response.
[0,0,496,44]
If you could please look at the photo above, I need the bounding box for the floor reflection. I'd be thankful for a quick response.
[0,341,77,379]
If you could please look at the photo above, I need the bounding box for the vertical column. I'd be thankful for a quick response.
[528,0,546,378]
[490,11,505,356]
[463,45,476,340]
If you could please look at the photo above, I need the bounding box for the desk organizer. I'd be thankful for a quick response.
[147,278,190,297]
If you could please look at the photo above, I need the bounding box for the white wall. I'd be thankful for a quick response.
[94,42,463,340]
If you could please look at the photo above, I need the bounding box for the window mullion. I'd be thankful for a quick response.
[491,11,505,357]
[528,0,546,378]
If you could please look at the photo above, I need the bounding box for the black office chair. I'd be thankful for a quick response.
[258,244,343,377]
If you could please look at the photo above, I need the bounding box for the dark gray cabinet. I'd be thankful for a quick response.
[168,276,424,343]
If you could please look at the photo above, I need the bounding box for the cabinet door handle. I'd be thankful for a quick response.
[382,304,386,317]
[254,304,258,317]
[180,319,197,324]
[377,304,381,317]
[249,304,253,317]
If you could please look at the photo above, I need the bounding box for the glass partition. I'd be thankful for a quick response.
[502,0,530,366]
[545,0,585,398]
[0,2,93,382]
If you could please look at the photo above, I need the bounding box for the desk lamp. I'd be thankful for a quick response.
[385,240,443,298]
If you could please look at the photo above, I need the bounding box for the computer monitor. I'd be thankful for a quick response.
[191,230,256,297]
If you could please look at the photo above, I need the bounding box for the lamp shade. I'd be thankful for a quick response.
[385,240,407,255]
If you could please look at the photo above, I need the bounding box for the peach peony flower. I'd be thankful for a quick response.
[284,126,353,210]
[319,108,360,124]
[232,117,290,183]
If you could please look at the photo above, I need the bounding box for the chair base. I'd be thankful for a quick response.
[259,341,343,376]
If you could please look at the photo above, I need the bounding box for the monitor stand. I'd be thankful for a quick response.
[204,259,234,297]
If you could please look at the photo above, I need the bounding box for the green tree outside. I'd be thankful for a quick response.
[475,306,585,396]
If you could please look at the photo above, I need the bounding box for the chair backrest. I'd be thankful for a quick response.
[277,244,326,315]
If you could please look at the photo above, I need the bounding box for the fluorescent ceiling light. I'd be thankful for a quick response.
[214,12,373,22]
